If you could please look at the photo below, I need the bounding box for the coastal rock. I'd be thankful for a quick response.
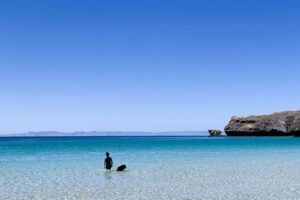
[208,129,222,137]
[225,111,300,136]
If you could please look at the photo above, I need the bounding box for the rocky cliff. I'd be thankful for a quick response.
[225,111,300,136]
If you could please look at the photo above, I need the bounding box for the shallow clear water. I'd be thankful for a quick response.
[1,136,300,200]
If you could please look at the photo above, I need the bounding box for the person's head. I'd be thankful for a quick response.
[106,152,110,157]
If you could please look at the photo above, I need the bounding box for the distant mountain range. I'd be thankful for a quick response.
[0,131,210,137]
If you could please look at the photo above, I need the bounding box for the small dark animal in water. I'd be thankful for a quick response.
[117,165,126,171]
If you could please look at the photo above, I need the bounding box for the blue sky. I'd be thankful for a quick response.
[0,0,299,133]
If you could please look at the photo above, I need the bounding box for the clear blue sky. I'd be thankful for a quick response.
[0,0,299,133]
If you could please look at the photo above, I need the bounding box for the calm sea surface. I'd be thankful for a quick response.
[1,136,300,200]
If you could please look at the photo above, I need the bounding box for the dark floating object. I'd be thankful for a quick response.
[225,111,300,136]
[208,129,222,137]
[117,165,127,171]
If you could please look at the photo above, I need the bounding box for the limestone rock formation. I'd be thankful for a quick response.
[225,111,300,136]
[208,129,222,137]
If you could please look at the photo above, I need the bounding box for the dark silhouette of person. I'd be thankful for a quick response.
[104,152,113,170]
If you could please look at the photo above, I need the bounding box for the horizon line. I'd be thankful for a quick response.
[0,130,218,136]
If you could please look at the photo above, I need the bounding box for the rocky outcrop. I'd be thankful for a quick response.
[225,111,300,136]
[208,129,222,137]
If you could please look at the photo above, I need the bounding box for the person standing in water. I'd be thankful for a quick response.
[104,152,113,170]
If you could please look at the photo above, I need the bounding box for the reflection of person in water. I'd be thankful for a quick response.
[104,152,113,170]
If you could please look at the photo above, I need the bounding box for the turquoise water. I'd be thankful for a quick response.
[1,136,300,200]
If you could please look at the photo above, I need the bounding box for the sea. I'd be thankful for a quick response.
[1,136,300,200]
